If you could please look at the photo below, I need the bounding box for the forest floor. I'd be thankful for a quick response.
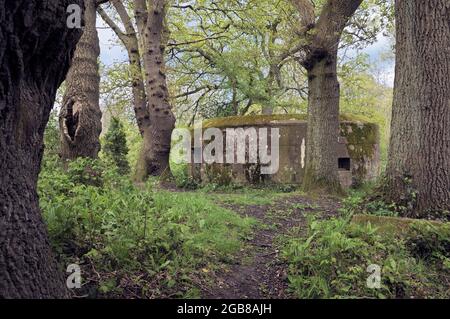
[198,191,342,299]
[39,159,450,299]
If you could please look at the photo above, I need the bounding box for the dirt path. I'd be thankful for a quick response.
[201,194,341,299]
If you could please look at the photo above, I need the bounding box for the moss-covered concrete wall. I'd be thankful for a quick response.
[188,114,380,187]
[340,121,380,186]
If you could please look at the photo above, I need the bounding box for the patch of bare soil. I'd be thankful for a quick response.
[201,194,341,299]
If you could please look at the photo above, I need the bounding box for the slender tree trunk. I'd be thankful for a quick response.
[262,64,279,115]
[0,0,83,298]
[97,0,150,136]
[136,0,175,180]
[99,0,175,180]
[262,106,273,115]
[59,0,102,160]
[262,70,273,115]
[127,42,150,136]
[231,78,239,115]
[384,0,450,217]
[302,49,341,192]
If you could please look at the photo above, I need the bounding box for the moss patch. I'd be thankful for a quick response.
[351,214,446,237]
[199,113,373,129]
[340,122,379,183]
[204,164,234,185]
[340,123,379,158]
[202,114,307,128]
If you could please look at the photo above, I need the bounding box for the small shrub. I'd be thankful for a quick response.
[170,161,199,190]
[103,117,130,174]
[340,188,399,218]
[43,110,61,158]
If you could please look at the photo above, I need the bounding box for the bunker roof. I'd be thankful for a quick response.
[197,113,375,129]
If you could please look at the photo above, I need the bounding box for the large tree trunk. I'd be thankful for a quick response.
[302,49,341,192]
[384,0,450,217]
[295,0,363,193]
[0,0,83,298]
[59,0,102,160]
[136,0,175,180]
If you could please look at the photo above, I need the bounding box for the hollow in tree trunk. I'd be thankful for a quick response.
[59,0,102,160]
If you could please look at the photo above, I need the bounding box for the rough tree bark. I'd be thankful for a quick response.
[302,48,341,192]
[98,0,175,180]
[384,0,450,217]
[59,0,102,160]
[291,0,363,193]
[262,19,282,116]
[0,0,83,298]
[97,0,149,136]
[136,0,176,179]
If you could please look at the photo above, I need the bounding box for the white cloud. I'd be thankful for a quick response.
[97,15,127,66]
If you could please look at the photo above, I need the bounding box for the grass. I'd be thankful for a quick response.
[152,191,256,259]
[205,183,305,206]
[281,216,450,298]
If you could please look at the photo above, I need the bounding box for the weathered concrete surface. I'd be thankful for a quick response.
[189,114,380,188]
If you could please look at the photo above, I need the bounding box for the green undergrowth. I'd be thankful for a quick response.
[280,186,450,298]
[170,162,298,206]
[342,182,450,221]
[38,157,255,298]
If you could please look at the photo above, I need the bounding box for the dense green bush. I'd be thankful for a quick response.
[170,161,199,190]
